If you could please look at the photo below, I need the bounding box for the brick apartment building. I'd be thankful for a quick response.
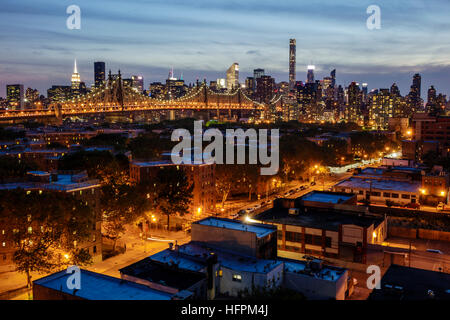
[0,171,102,266]
[130,160,216,215]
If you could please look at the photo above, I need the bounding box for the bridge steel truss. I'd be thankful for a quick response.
[0,72,265,121]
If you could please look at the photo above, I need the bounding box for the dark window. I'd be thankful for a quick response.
[391,193,399,198]
[305,234,313,244]
[401,194,410,199]
[325,237,332,248]
[383,192,391,198]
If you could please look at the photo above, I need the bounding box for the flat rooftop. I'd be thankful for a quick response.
[300,191,354,204]
[369,264,450,300]
[175,242,282,274]
[193,217,276,238]
[283,259,346,282]
[0,174,100,192]
[335,178,421,193]
[33,269,173,300]
[254,206,384,231]
[119,259,206,290]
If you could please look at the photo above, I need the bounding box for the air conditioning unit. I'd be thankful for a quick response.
[288,208,300,216]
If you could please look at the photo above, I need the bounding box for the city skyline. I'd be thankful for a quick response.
[2,0,450,97]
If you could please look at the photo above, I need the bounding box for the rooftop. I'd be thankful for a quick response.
[119,259,206,290]
[33,269,173,300]
[254,206,384,231]
[334,178,421,193]
[193,217,276,238]
[172,242,282,274]
[0,173,100,192]
[300,191,354,204]
[283,259,347,282]
[369,264,450,300]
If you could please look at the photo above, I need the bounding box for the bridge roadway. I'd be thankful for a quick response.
[0,102,263,121]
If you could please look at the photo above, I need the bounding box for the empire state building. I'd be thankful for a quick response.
[71,59,81,90]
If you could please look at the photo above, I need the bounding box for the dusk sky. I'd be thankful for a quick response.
[1,0,450,98]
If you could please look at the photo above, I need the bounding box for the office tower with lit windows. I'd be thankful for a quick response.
[369,88,394,129]
[245,77,256,96]
[408,73,423,111]
[216,78,227,91]
[226,63,239,91]
[253,68,265,80]
[6,84,24,109]
[307,65,315,84]
[94,62,105,87]
[256,75,275,104]
[330,69,336,88]
[132,75,144,93]
[362,83,368,103]
[412,73,421,99]
[289,39,296,91]
[346,82,363,123]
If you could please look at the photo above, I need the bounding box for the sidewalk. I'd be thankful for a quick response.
[0,229,190,300]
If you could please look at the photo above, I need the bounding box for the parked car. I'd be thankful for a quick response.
[405,203,420,210]
[238,209,246,216]
[311,182,316,186]
[437,202,445,211]
[230,212,240,219]
[245,208,254,213]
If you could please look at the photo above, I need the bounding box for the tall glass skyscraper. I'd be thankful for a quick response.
[307,65,315,84]
[226,63,239,91]
[289,39,296,91]
[94,61,106,87]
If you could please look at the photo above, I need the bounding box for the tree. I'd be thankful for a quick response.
[0,156,38,183]
[215,164,242,207]
[81,133,128,151]
[127,133,175,160]
[101,182,149,251]
[0,189,95,291]
[149,166,193,231]
[59,150,129,184]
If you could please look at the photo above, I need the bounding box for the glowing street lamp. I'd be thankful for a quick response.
[440,190,446,197]
[420,188,427,195]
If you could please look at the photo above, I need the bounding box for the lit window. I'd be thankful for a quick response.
[2,242,5,247]
[27,227,32,234]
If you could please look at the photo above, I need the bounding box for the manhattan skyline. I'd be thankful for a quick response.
[1,0,450,97]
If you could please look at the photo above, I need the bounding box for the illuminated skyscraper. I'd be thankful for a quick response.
[289,39,296,91]
[330,69,336,88]
[71,59,81,90]
[226,63,239,91]
[6,84,24,109]
[94,62,105,87]
[412,73,421,99]
[256,75,275,104]
[132,75,144,93]
[253,68,265,80]
[307,65,315,84]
